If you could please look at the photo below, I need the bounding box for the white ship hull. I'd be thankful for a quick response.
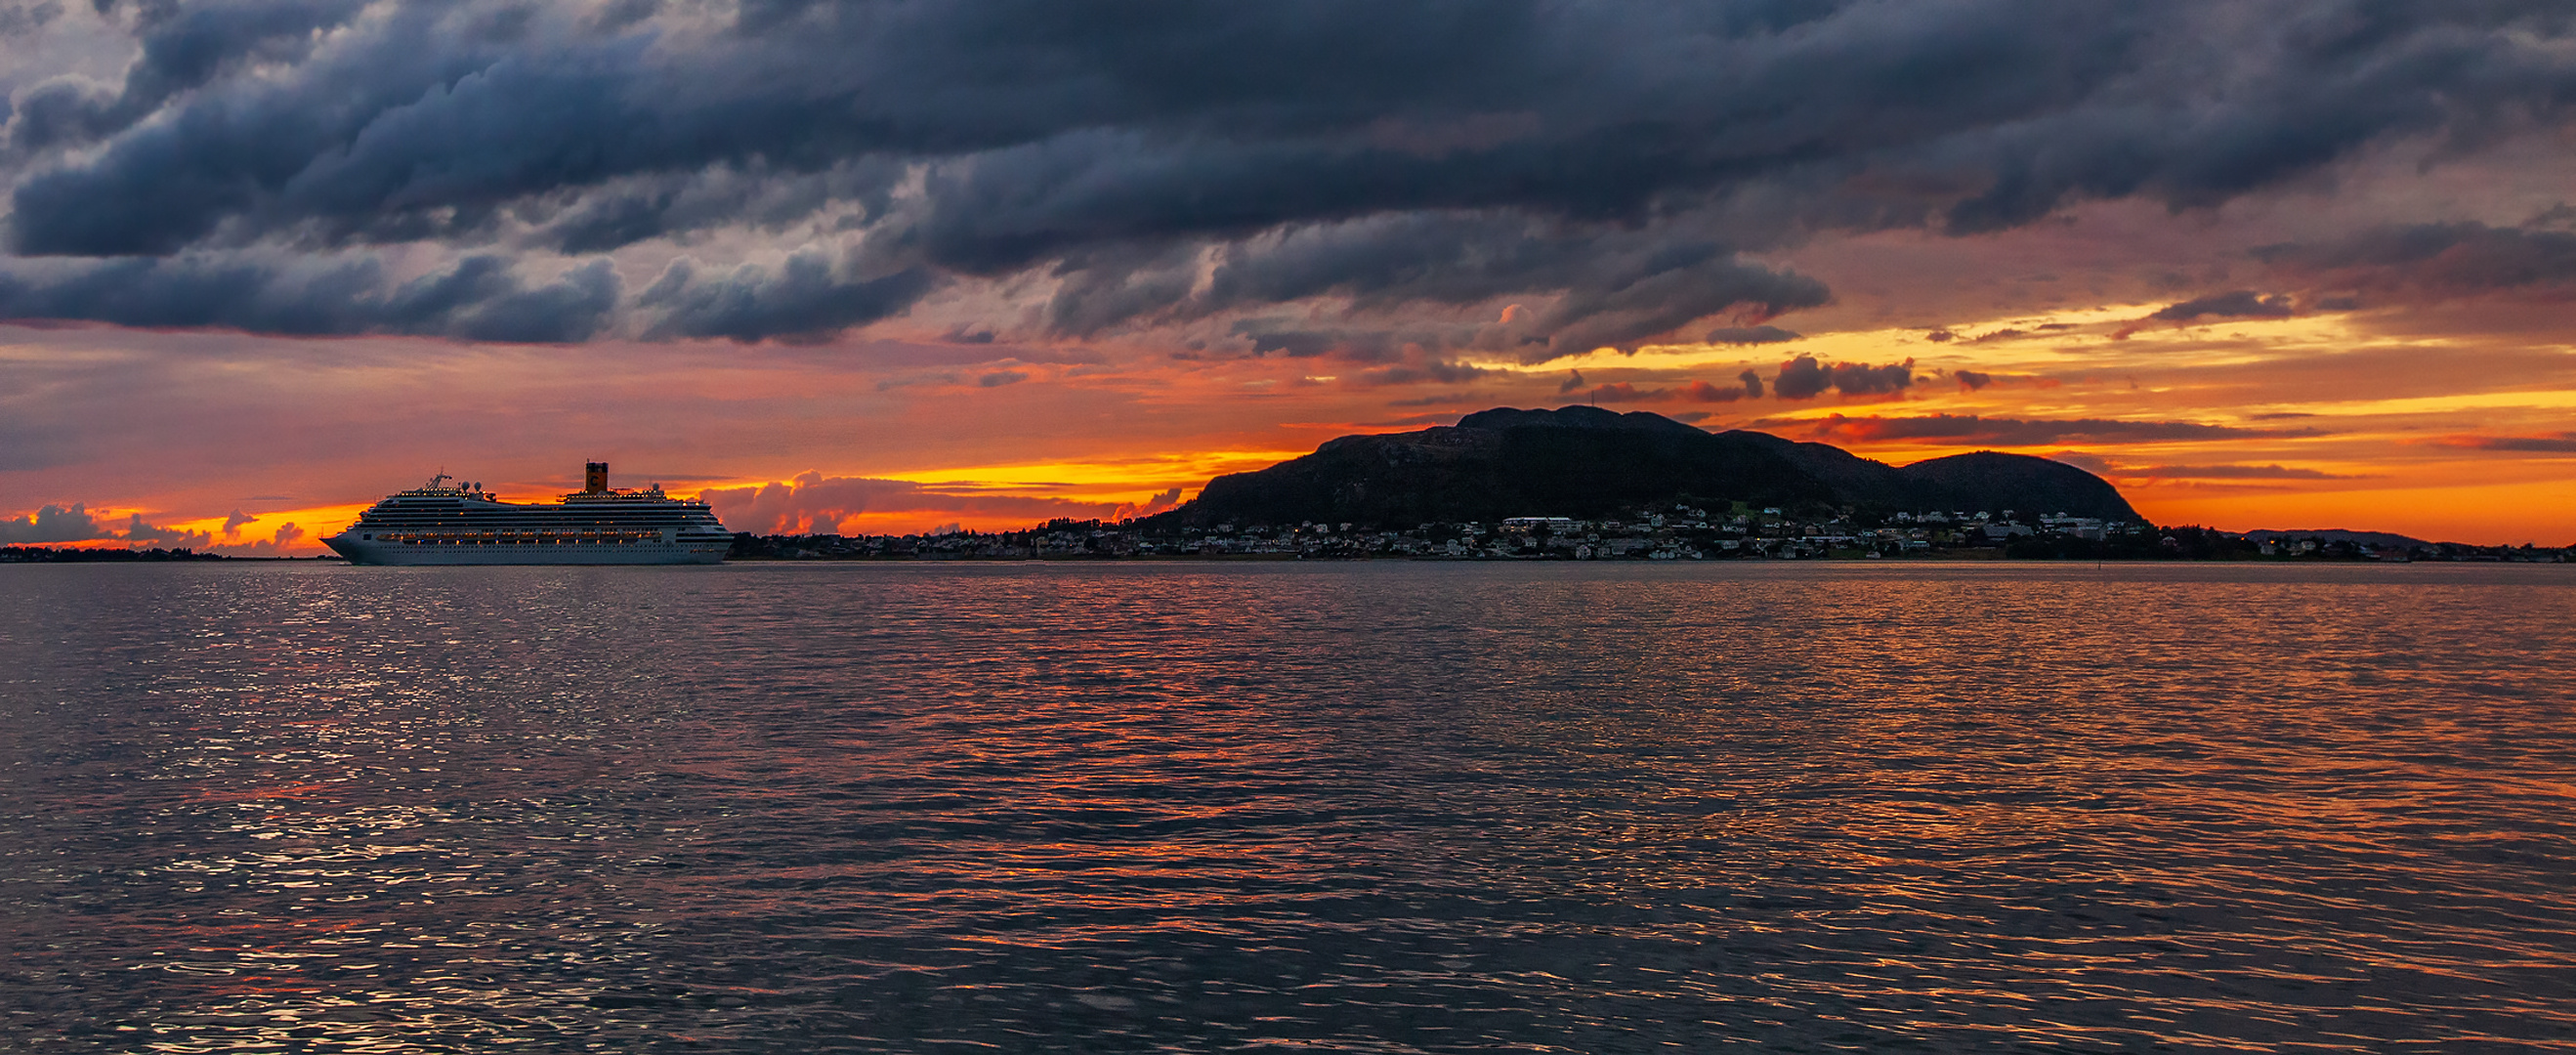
[325,536,728,566]
[325,466,734,567]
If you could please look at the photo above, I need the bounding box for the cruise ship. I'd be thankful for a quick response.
[323,463,732,565]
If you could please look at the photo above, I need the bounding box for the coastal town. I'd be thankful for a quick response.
[10,501,2565,563]
[9,503,2567,565]
[717,504,2573,564]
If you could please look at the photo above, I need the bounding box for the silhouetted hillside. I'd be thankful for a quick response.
[1140,405,2139,528]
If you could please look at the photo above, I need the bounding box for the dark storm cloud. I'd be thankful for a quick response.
[1954,369,1994,390]
[1772,355,1915,400]
[1775,356,1830,400]
[1218,318,1491,383]
[1349,359,1486,387]
[1802,413,2315,444]
[1578,383,1667,403]
[4,0,2575,348]
[1824,359,1914,396]
[2147,290,2298,322]
[1682,372,1765,402]
[0,253,619,341]
[1705,324,1800,345]
[0,0,63,37]
[2259,222,2576,299]
[532,160,910,255]
[640,254,934,344]
[1123,213,1829,359]
[11,0,363,155]
[1230,324,1340,359]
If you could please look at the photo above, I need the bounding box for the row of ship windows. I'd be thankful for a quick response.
[358,514,710,522]
[358,525,708,531]
[382,507,711,513]
[365,532,675,544]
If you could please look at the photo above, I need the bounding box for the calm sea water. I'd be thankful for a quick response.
[2,562,2572,1052]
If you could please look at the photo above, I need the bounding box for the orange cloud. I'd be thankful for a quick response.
[1800,413,2313,446]
[702,473,1199,535]
[2431,432,2576,453]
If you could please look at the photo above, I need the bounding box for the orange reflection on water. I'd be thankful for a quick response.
[8,562,2572,1050]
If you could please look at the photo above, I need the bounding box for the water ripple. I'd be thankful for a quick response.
[2,562,2571,1051]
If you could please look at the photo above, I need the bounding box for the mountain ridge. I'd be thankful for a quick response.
[1141,405,2140,528]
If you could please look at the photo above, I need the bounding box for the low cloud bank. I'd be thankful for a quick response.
[2436,432,2576,453]
[1801,413,2318,445]
[703,473,1187,534]
[1,502,307,551]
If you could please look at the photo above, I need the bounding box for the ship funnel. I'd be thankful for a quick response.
[585,462,609,493]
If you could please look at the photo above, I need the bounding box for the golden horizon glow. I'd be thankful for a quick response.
[8,212,2573,549]
[870,449,1311,494]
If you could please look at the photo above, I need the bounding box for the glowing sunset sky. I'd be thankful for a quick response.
[2,1,2572,551]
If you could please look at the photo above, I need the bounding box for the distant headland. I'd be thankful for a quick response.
[722,407,2570,564]
[1137,405,2138,529]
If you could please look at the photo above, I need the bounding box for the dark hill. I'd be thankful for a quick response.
[1454,405,1711,437]
[1139,406,2139,529]
[1892,450,2139,521]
